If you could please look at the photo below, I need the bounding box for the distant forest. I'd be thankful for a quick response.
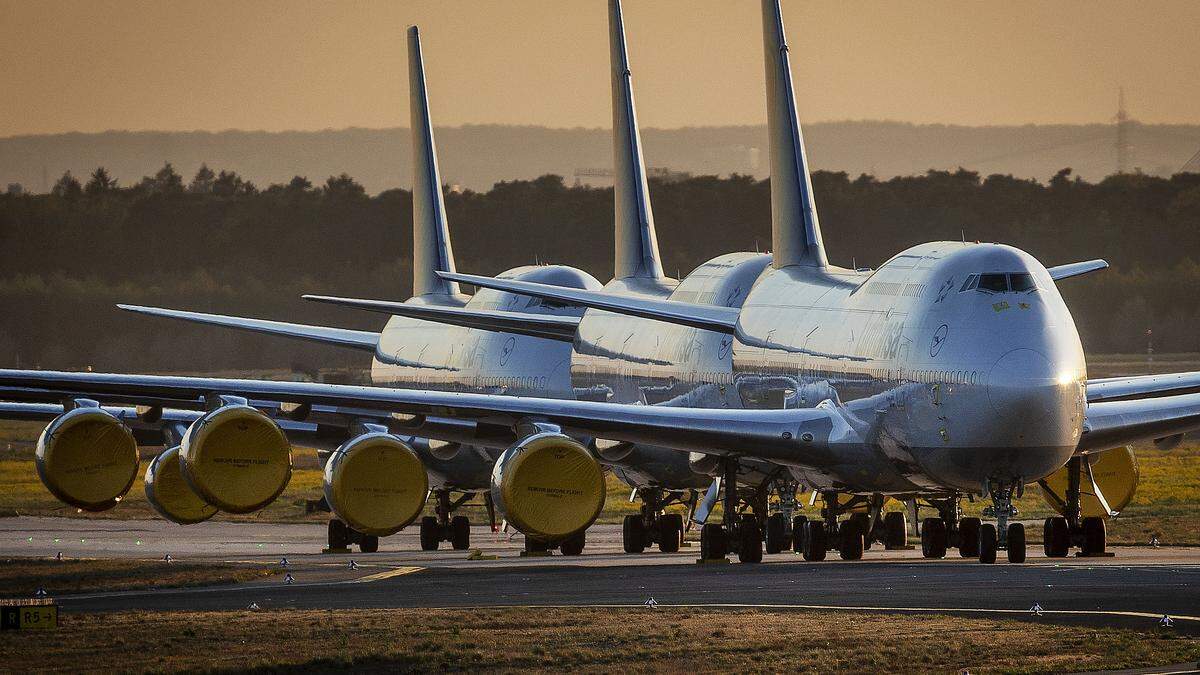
[1,163,1199,373]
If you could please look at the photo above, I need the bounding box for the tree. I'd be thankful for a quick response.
[286,175,312,193]
[212,170,256,196]
[189,164,216,194]
[51,171,82,199]
[84,167,118,196]
[138,162,184,194]
[323,173,365,200]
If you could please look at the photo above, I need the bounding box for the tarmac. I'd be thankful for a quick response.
[4,516,1199,633]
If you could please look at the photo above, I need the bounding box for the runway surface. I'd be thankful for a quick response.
[5,516,1198,632]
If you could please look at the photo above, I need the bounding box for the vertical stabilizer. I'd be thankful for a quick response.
[407,26,460,297]
[609,0,665,280]
[762,0,827,269]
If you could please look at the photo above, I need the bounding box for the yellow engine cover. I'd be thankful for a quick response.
[491,432,605,542]
[323,433,428,537]
[35,407,138,512]
[145,446,218,525]
[1039,446,1139,518]
[180,405,292,514]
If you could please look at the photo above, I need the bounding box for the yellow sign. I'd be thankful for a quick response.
[1,603,58,630]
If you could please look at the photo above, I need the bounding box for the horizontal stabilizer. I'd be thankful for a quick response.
[1087,370,1200,403]
[1048,259,1108,281]
[302,294,579,342]
[117,305,380,352]
[436,271,740,334]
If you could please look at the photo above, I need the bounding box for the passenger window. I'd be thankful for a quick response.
[977,274,1008,293]
[1009,273,1036,292]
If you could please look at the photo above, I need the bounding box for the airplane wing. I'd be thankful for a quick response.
[1080,391,1200,452]
[302,294,579,342]
[118,305,379,351]
[0,369,843,466]
[437,271,739,334]
[1086,371,1200,403]
[1047,259,1108,281]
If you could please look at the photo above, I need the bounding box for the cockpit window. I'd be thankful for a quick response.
[958,274,978,292]
[1009,273,1036,292]
[977,274,1009,293]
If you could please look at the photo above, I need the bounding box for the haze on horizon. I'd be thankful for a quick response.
[2,0,1199,138]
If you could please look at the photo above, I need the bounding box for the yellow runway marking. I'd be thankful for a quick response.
[354,566,424,583]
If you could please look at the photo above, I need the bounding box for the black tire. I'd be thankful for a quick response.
[1082,516,1106,556]
[419,516,439,551]
[849,513,873,551]
[450,515,471,550]
[958,517,981,557]
[792,515,808,553]
[328,519,349,550]
[802,521,827,561]
[1043,516,1070,557]
[738,514,763,563]
[838,518,865,560]
[1007,523,1026,563]
[765,513,787,554]
[360,535,379,554]
[921,517,947,559]
[979,523,997,564]
[883,511,907,549]
[622,514,647,554]
[524,537,550,553]
[658,513,683,553]
[560,530,586,556]
[700,523,728,559]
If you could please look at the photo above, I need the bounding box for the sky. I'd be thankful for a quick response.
[2,0,1199,137]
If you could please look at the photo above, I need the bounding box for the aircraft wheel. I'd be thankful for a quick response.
[360,534,379,554]
[1043,517,1070,557]
[958,517,981,557]
[765,513,787,554]
[979,523,997,564]
[921,517,947,559]
[622,514,647,553]
[328,518,349,550]
[560,530,586,556]
[848,513,873,551]
[791,515,808,553]
[700,523,728,559]
[801,521,827,561]
[838,519,865,560]
[419,516,439,551]
[658,513,683,553]
[524,537,550,553]
[1007,523,1026,563]
[883,511,907,549]
[450,515,471,550]
[738,514,763,563]
[1082,516,1106,555]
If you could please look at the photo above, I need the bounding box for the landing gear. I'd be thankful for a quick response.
[560,530,586,556]
[883,511,908,549]
[920,517,948,559]
[1043,516,1070,557]
[1039,457,1110,558]
[1082,516,1106,556]
[957,517,981,557]
[765,513,788,554]
[1007,523,1026,563]
[791,515,808,554]
[982,480,1024,564]
[801,520,826,561]
[700,522,728,559]
[978,523,998,564]
[838,517,865,561]
[738,513,763,563]
[417,489,476,551]
[327,518,380,553]
[621,488,690,554]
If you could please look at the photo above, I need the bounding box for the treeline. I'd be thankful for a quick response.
[1,163,1199,372]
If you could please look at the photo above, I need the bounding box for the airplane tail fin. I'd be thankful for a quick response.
[408,26,460,297]
[762,0,827,269]
[609,0,665,281]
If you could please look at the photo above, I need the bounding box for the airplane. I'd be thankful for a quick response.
[4,0,1196,565]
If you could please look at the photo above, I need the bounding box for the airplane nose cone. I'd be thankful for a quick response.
[988,348,1056,425]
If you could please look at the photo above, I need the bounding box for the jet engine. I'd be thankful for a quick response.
[323,432,428,536]
[179,404,292,514]
[35,407,139,511]
[145,446,218,525]
[490,432,605,542]
[1039,446,1139,518]
[688,451,722,477]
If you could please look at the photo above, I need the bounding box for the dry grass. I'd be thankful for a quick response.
[0,606,1195,673]
[0,557,279,597]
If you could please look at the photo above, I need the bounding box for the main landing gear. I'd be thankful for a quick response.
[621,487,690,554]
[1041,457,1109,558]
[915,494,1025,564]
[789,492,907,562]
[419,489,486,552]
[327,518,379,553]
[698,458,764,563]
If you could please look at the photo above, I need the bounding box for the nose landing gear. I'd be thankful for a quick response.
[982,481,1026,564]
